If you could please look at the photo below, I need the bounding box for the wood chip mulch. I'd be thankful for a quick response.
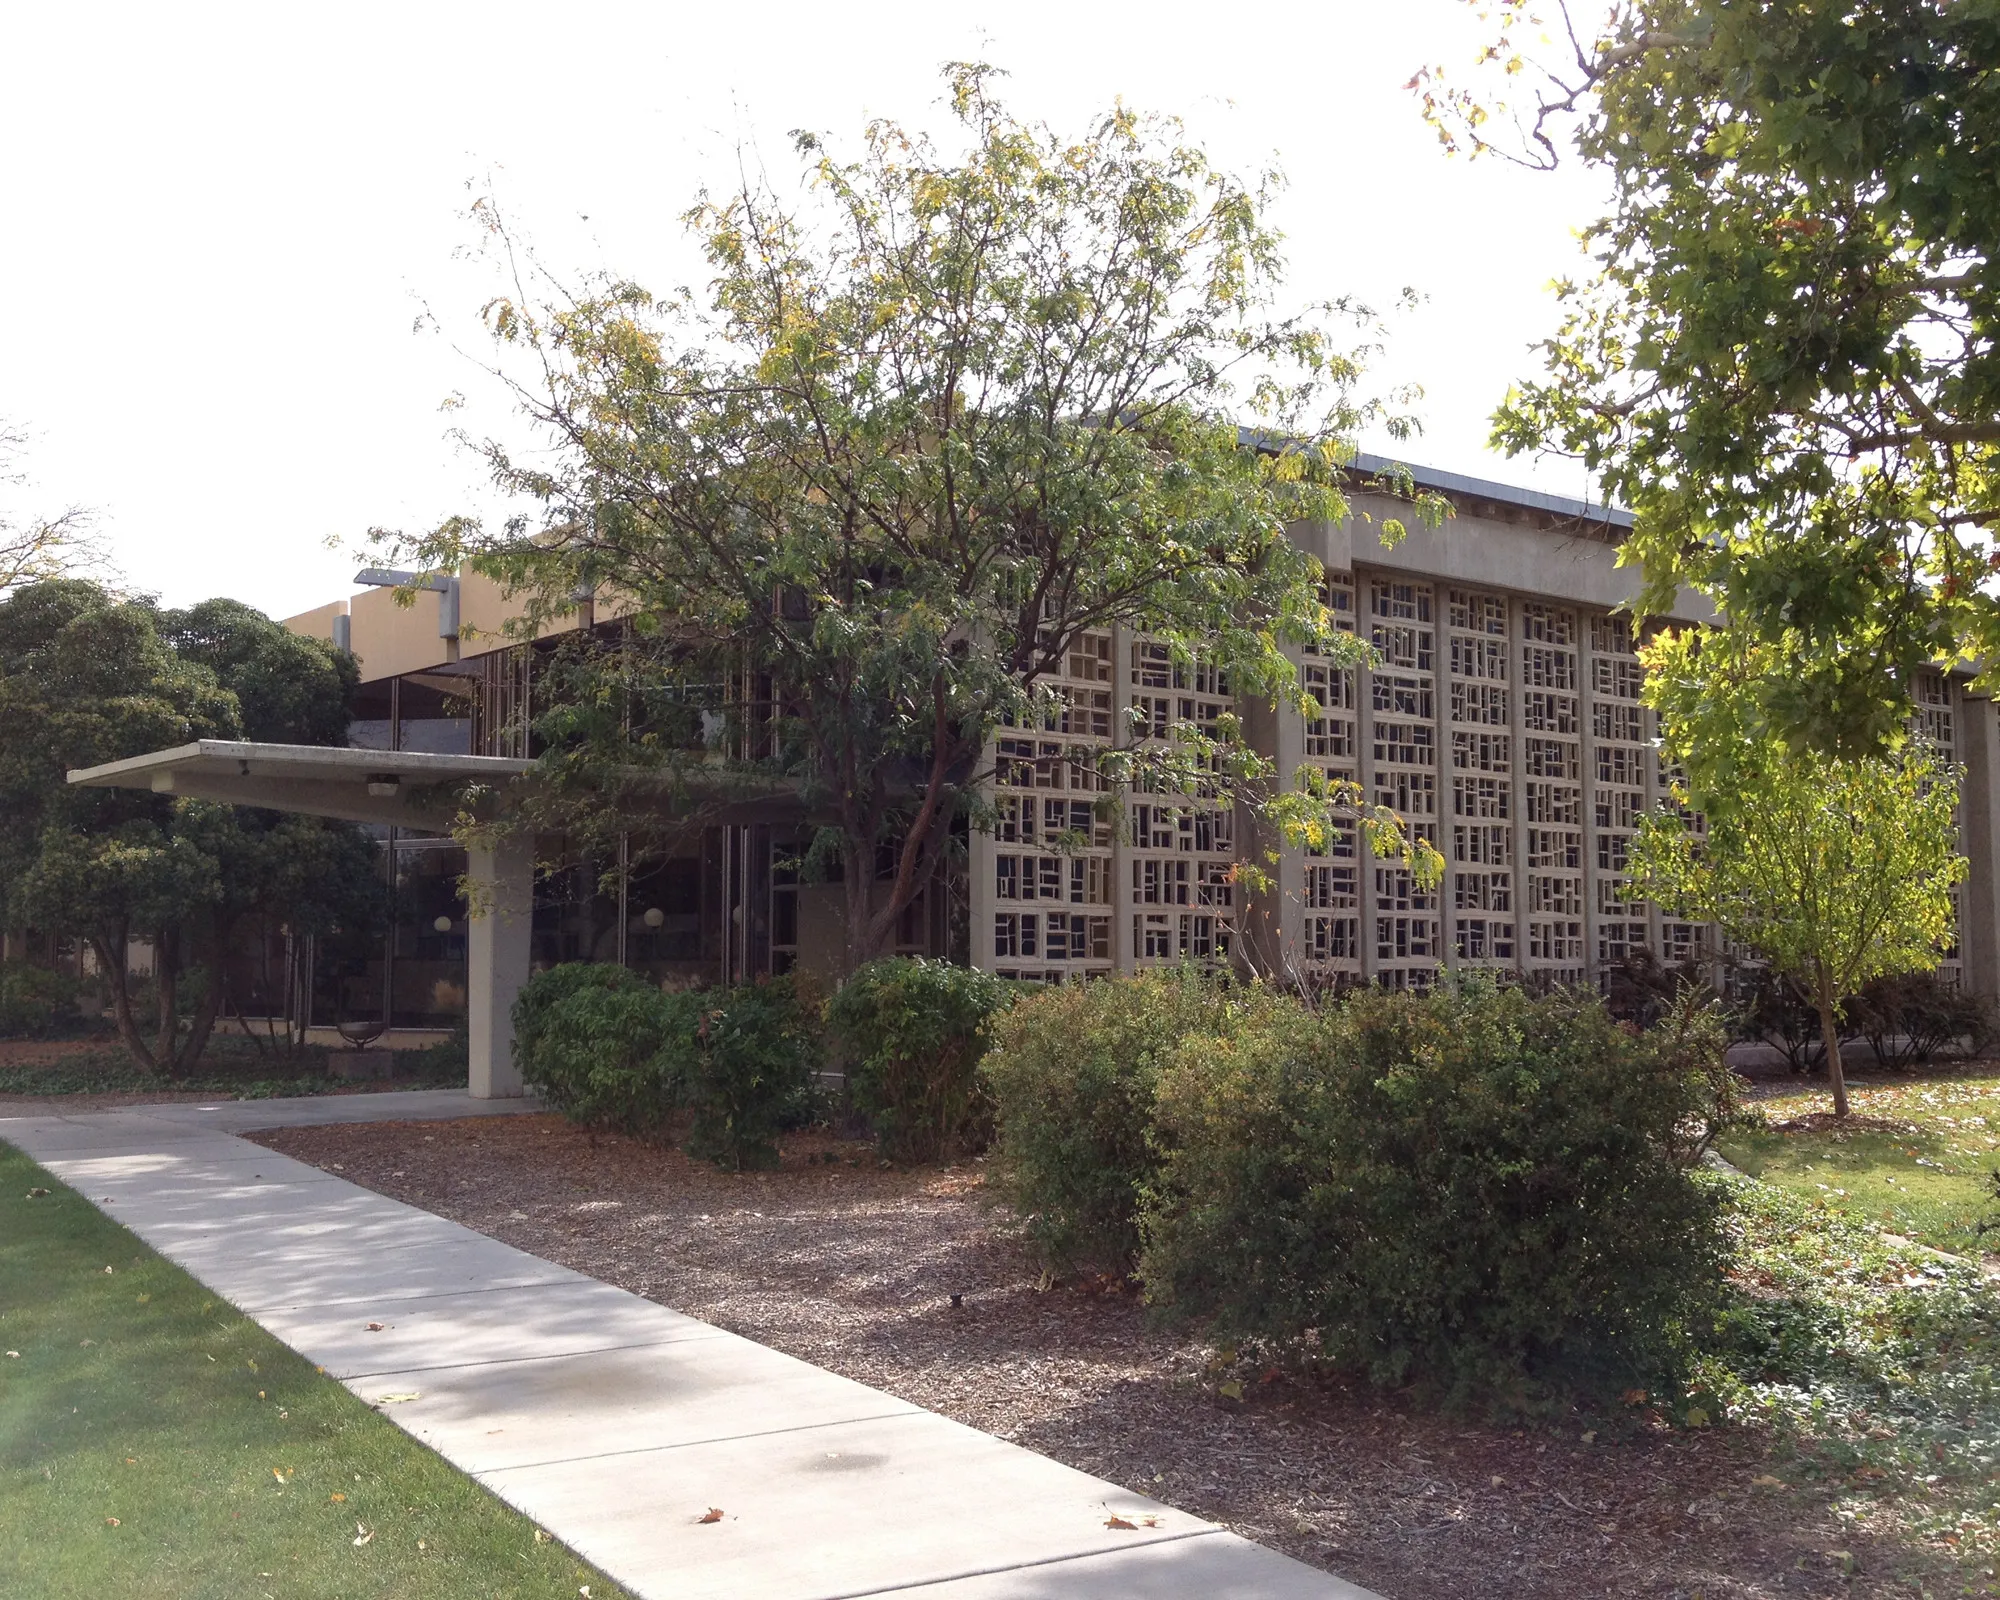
[248,1114,1964,1600]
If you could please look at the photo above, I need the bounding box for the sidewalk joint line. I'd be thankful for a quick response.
[480,1408,925,1473]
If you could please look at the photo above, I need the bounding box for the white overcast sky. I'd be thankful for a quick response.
[0,1,1611,621]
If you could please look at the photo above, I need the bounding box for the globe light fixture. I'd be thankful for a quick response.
[642,907,665,928]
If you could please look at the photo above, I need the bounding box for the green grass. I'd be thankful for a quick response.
[1718,1069,2000,1259]
[0,1035,467,1101]
[1695,1172,2000,1571]
[0,1144,632,1600]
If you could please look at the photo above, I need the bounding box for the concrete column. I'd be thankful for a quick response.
[466,836,535,1099]
[1956,696,2000,997]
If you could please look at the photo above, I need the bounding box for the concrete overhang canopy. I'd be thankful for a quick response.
[67,741,533,827]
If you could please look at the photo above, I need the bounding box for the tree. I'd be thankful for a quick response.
[1414,1,2000,755]
[397,63,1446,970]
[0,422,107,593]
[1628,627,1964,1117]
[0,581,383,1071]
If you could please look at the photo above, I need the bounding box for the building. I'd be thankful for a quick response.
[66,457,2000,1095]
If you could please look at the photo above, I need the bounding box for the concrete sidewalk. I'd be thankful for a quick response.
[2,1092,1378,1600]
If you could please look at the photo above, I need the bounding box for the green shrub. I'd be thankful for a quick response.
[0,962,81,1039]
[1851,972,1991,1068]
[982,967,1258,1275]
[1140,981,1739,1405]
[512,963,681,1138]
[826,958,1016,1162]
[665,976,819,1171]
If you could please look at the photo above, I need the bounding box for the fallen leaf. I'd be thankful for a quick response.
[533,1529,551,1544]
[105,1517,120,1526]
[365,1322,385,1333]
[1752,1475,1784,1489]
[1490,1475,1506,1488]
[258,1391,266,1400]
[1105,1515,1138,1530]
[417,1540,427,1551]
[1620,1388,1649,1406]
[353,1523,373,1547]
[5,1351,17,1359]
[330,1493,346,1503]
[1580,1430,1597,1444]
[124,1458,136,1465]
[1141,1515,1162,1528]
[697,1508,724,1524]
[135,1293,149,1304]
[103,1266,113,1275]
[272,1468,289,1482]
[1684,1407,1711,1428]
[80,1339,95,1347]
[1217,1379,1244,1401]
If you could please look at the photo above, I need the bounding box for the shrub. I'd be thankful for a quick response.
[0,962,81,1039]
[826,958,1017,1162]
[665,976,819,1171]
[1140,980,1738,1405]
[1730,964,1850,1074]
[982,967,1258,1275]
[512,963,682,1138]
[1851,973,1990,1069]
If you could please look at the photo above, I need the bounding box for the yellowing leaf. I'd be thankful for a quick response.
[1217,1379,1244,1401]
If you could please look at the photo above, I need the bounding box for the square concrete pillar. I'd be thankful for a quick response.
[1957,696,2000,997]
[466,836,535,1098]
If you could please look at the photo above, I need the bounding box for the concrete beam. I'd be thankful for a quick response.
[466,837,535,1099]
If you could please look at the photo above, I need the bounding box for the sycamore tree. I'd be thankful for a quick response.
[1629,628,1964,1117]
[0,582,383,1071]
[1412,0,1999,755]
[396,63,1445,970]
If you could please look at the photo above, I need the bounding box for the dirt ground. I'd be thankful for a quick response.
[243,1114,1973,1600]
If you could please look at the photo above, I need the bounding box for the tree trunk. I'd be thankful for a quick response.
[152,929,180,1072]
[1815,976,1851,1119]
[93,930,159,1072]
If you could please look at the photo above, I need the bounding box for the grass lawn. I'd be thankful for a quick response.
[0,1034,467,1102]
[1718,1068,2000,1259]
[0,1143,631,1600]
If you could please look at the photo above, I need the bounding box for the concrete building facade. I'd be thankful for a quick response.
[67,458,1999,1094]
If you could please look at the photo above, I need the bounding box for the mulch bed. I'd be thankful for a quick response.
[249,1114,1959,1600]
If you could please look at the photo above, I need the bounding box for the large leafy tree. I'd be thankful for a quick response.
[403,64,1443,969]
[1629,628,1964,1117]
[0,581,383,1070]
[1415,0,1999,753]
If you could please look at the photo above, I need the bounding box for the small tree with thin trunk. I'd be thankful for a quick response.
[1628,628,1964,1118]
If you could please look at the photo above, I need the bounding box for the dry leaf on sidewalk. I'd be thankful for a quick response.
[1104,1514,1137,1530]
[365,1322,385,1332]
[697,1508,724,1524]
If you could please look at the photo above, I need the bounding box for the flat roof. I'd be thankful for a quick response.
[1347,451,1635,531]
[68,740,534,790]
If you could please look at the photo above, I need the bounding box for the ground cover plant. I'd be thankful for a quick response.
[1695,1171,2000,1572]
[257,1110,2000,1596]
[0,1143,630,1600]
[1720,1069,2000,1261]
